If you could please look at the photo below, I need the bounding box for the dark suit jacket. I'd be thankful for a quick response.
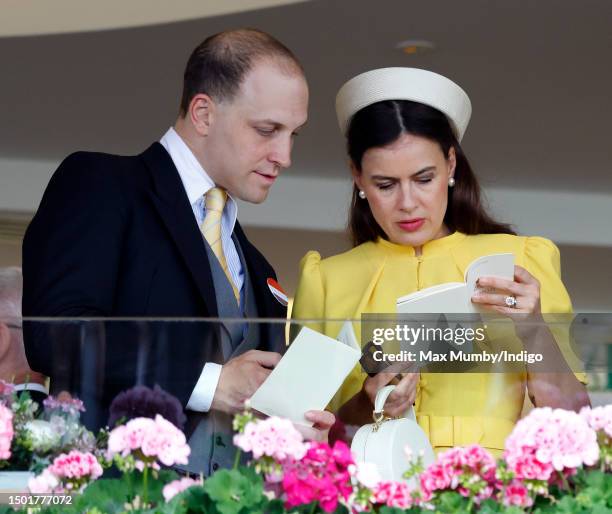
[22,143,286,430]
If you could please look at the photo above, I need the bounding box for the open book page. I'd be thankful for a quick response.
[397,282,464,304]
[397,283,471,313]
[465,253,515,296]
[397,253,515,314]
[249,324,361,426]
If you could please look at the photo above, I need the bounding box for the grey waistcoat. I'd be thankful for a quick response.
[180,235,261,475]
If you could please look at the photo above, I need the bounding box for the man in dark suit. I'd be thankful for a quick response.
[22,29,333,474]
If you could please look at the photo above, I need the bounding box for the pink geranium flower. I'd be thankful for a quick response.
[419,445,497,503]
[107,414,190,468]
[49,450,103,481]
[581,405,612,438]
[373,480,414,509]
[505,407,599,482]
[350,461,381,489]
[43,395,85,415]
[0,380,15,399]
[233,416,307,461]
[580,405,612,470]
[0,403,13,460]
[28,469,60,494]
[162,476,203,501]
[29,451,102,494]
[503,480,534,508]
[282,441,354,513]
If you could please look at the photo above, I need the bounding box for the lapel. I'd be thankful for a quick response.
[234,222,286,320]
[141,143,218,316]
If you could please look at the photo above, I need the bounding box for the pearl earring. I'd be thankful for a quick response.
[358,190,366,199]
[448,177,456,187]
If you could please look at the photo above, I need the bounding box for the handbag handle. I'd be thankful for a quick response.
[373,385,417,422]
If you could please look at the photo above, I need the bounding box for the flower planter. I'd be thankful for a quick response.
[0,471,34,493]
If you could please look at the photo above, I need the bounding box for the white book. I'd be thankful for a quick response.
[397,253,515,314]
[249,323,361,426]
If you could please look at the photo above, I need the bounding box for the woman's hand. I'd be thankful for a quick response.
[363,372,418,418]
[471,265,542,315]
[294,410,336,442]
[337,371,418,425]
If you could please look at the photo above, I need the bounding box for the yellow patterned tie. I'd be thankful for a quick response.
[201,187,240,303]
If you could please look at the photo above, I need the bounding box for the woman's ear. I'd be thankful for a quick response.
[447,147,457,179]
[349,160,363,191]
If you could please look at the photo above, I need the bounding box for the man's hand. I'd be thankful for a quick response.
[294,410,336,443]
[211,350,281,414]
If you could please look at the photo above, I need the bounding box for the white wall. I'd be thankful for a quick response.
[237,175,612,247]
[1,156,611,247]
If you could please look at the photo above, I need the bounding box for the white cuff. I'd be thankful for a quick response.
[13,383,49,395]
[186,362,222,412]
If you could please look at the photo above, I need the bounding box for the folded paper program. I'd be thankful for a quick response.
[249,323,361,426]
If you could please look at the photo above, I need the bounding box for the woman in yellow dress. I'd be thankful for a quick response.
[292,68,589,455]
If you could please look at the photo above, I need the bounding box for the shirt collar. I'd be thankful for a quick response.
[160,127,238,224]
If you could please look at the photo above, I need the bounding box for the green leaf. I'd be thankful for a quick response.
[71,478,132,514]
[583,470,606,489]
[509,508,531,514]
[203,469,265,514]
[477,499,506,514]
[435,490,472,513]
[378,507,409,514]
[591,506,612,514]
[263,498,286,514]
[552,495,584,514]
[157,485,209,514]
[585,470,612,501]
[70,468,180,513]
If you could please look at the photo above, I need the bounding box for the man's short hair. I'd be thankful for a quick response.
[179,28,304,116]
[0,267,22,320]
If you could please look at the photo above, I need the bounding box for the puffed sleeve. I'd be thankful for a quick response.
[291,251,325,336]
[523,237,571,314]
[523,237,587,383]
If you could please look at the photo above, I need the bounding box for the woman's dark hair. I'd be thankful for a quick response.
[347,100,515,246]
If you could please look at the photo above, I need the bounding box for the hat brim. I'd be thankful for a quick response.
[335,67,472,142]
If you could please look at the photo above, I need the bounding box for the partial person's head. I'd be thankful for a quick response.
[336,68,513,247]
[175,29,308,204]
[0,267,20,320]
[0,267,27,381]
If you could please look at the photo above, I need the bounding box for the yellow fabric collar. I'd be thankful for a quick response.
[375,231,467,258]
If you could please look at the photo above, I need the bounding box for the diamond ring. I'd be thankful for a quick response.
[505,295,517,308]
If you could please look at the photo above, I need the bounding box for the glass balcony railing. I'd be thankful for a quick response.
[0,314,609,434]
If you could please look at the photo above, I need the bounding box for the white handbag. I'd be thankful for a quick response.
[351,385,435,484]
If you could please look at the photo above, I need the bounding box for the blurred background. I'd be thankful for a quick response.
[0,0,610,392]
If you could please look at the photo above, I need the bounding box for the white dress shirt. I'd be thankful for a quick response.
[160,127,244,412]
